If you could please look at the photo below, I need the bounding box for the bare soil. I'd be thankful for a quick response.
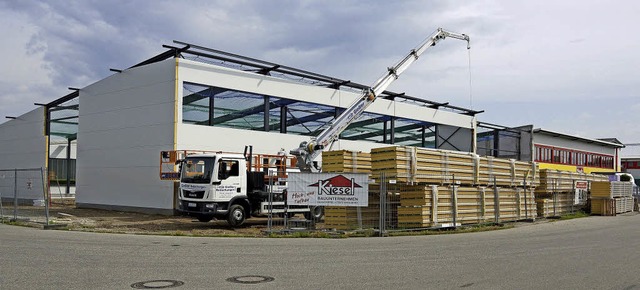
[47,204,278,237]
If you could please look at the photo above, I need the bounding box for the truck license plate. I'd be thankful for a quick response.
[188,203,197,207]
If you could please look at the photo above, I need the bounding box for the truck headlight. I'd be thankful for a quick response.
[205,203,215,209]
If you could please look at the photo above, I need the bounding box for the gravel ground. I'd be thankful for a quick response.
[3,203,549,237]
[16,204,282,237]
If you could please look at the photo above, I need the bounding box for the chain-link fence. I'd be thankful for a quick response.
[265,172,321,232]
[314,173,537,235]
[0,168,49,225]
[264,172,539,235]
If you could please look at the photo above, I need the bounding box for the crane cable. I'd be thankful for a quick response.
[467,47,473,109]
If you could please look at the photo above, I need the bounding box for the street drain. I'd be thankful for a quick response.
[130,280,184,289]
[226,275,275,284]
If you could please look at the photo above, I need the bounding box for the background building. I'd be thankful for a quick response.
[477,125,623,173]
[0,43,481,214]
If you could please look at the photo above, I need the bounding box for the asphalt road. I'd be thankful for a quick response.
[2,215,640,290]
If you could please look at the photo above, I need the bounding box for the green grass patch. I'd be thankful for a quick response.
[557,211,589,220]
[268,231,346,238]
[388,223,513,237]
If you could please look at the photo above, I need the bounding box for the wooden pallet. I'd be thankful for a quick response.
[590,198,615,216]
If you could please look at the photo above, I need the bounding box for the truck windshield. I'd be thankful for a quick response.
[180,157,214,184]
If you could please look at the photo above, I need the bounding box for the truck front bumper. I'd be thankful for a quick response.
[177,200,228,217]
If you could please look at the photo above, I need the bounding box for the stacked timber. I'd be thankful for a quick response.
[370,146,538,187]
[615,197,634,213]
[322,150,371,173]
[322,150,375,230]
[536,169,609,197]
[590,181,634,215]
[322,184,389,230]
[396,185,536,228]
[323,146,541,230]
[536,170,574,195]
[477,157,539,187]
[535,170,614,217]
[591,181,633,198]
[536,193,581,218]
[370,146,477,185]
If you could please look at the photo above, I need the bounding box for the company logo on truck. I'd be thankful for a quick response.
[309,175,362,196]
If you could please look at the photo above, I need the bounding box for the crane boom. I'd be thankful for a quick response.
[290,28,470,172]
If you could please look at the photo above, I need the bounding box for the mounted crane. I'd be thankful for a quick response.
[290,28,470,172]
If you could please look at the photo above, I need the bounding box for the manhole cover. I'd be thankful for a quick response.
[131,280,184,289]
[226,275,275,284]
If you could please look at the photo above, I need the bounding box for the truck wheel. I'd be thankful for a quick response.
[227,204,246,227]
[197,215,213,222]
[304,206,323,221]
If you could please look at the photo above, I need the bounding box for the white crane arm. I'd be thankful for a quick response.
[291,28,470,172]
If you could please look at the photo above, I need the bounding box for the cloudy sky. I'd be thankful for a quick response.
[2,1,639,148]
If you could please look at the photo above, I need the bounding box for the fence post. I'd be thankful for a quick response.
[452,174,457,227]
[493,177,499,223]
[431,185,439,226]
[42,167,49,225]
[0,189,4,222]
[267,174,273,232]
[523,174,528,219]
[553,178,557,217]
[378,173,386,236]
[356,206,363,230]
[13,168,18,221]
[452,185,458,228]
[516,189,521,219]
[479,187,486,223]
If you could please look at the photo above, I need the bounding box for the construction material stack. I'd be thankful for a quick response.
[535,169,609,217]
[321,150,376,230]
[396,185,536,227]
[370,146,538,228]
[590,181,634,216]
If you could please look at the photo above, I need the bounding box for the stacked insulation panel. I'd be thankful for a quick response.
[322,150,371,173]
[536,193,581,218]
[370,146,477,185]
[396,184,537,228]
[535,169,611,217]
[590,181,634,215]
[321,150,376,230]
[536,169,609,196]
[477,157,539,187]
[370,146,538,187]
[322,146,541,230]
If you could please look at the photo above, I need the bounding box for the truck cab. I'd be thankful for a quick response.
[177,153,253,226]
[176,152,321,227]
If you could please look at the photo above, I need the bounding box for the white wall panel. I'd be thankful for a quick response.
[0,108,46,170]
[76,59,176,212]
[77,167,173,209]
[178,124,395,161]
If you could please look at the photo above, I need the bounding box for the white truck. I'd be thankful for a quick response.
[173,28,470,227]
[175,147,321,226]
